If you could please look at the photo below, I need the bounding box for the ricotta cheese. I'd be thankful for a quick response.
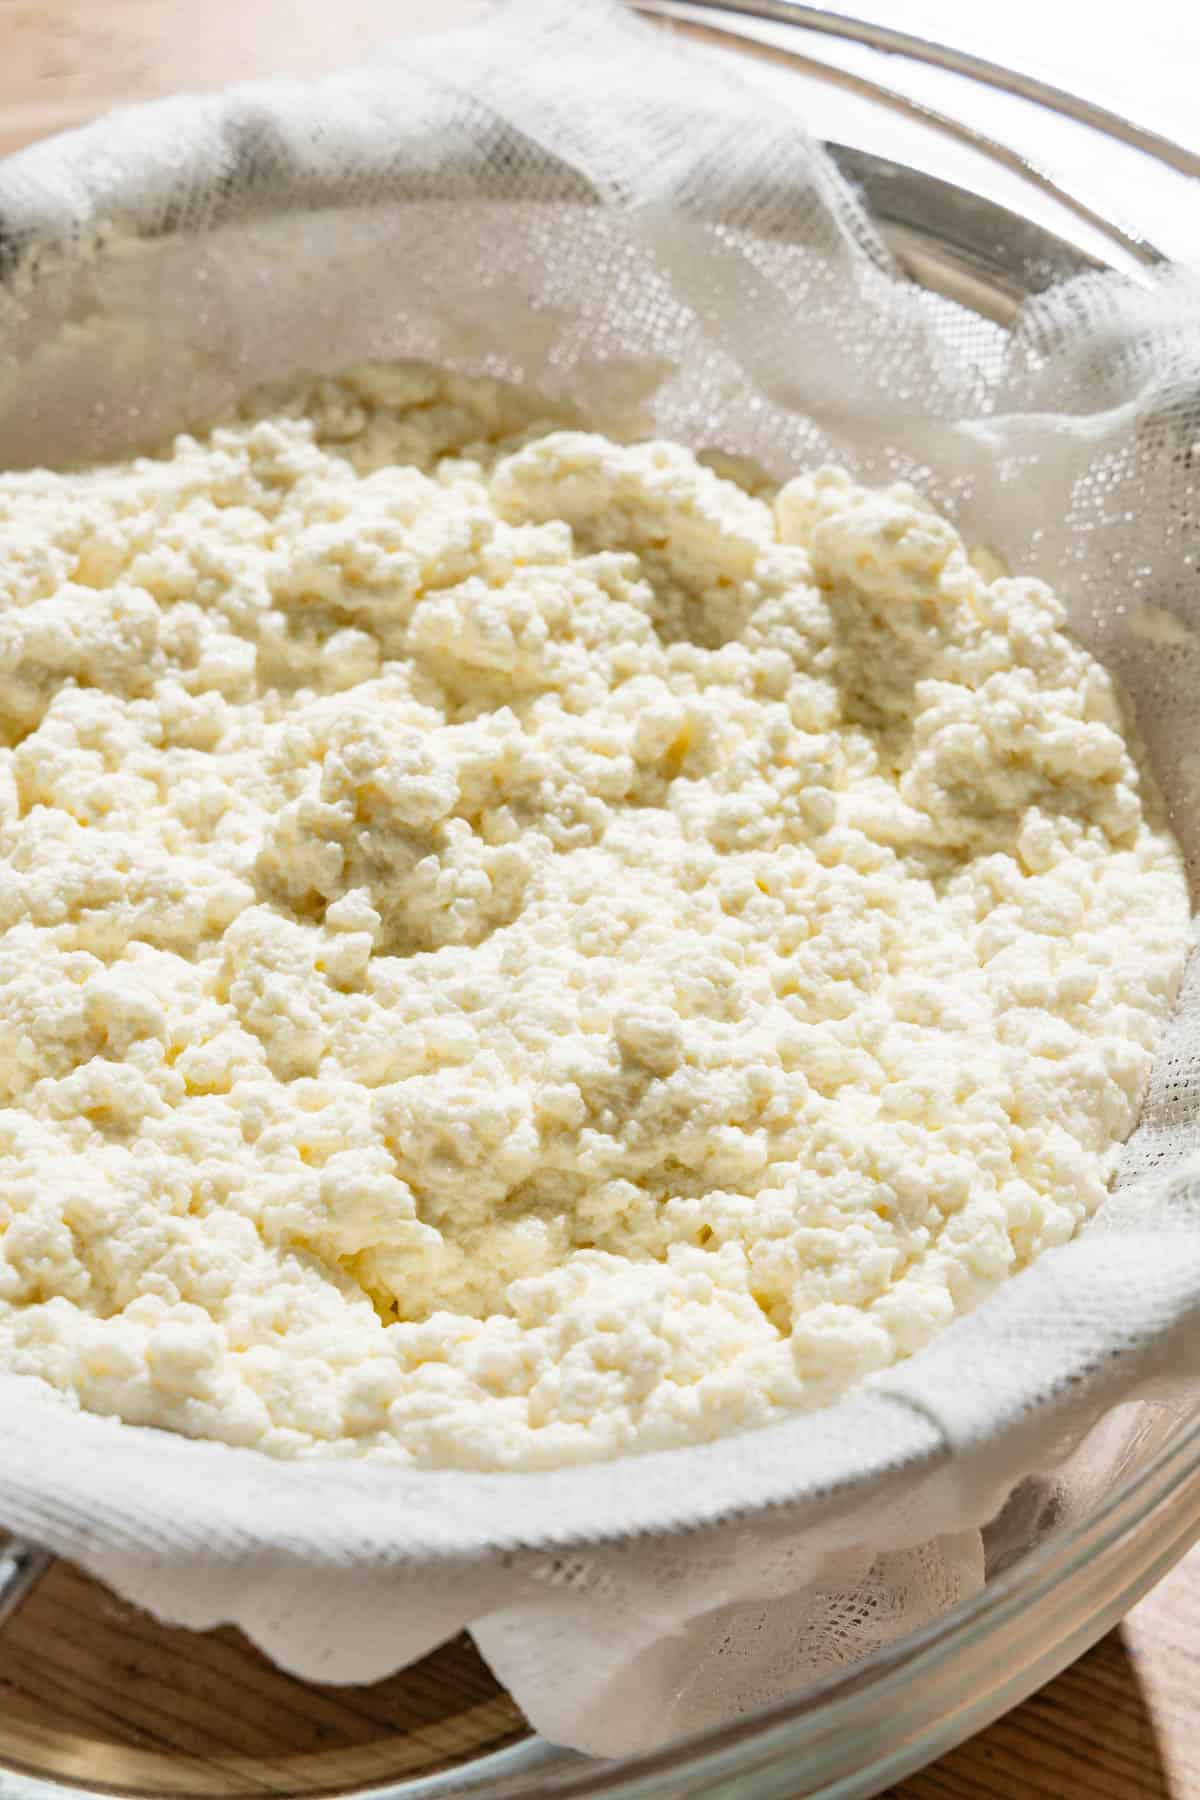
[0,365,1189,1468]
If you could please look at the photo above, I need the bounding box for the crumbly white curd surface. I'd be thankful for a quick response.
[0,364,1189,1468]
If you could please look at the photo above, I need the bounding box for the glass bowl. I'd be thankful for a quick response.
[1,8,1198,1797]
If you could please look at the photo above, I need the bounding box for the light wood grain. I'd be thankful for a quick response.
[0,1542,525,1796]
[0,0,492,159]
[0,3,1195,1795]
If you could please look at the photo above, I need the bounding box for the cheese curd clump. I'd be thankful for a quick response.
[0,364,1189,1468]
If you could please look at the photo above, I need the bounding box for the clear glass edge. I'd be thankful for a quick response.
[513,1402,1200,1799]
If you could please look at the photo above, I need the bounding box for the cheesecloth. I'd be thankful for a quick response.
[0,0,1198,1758]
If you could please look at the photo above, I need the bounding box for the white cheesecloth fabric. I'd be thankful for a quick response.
[0,0,1199,1758]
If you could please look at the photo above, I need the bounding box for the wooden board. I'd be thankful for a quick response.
[0,1538,526,1797]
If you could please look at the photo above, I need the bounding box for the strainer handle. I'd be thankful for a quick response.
[0,1537,52,1628]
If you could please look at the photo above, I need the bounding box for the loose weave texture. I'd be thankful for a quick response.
[0,0,1198,1757]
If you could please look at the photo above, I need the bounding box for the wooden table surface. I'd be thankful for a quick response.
[1,3,1198,1796]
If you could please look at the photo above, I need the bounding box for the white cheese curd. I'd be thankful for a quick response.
[0,366,1189,1468]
